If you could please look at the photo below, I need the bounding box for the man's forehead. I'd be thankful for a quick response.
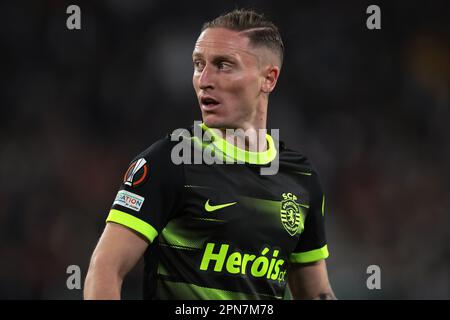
[193,28,256,57]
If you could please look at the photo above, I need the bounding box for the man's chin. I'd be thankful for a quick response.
[202,114,227,129]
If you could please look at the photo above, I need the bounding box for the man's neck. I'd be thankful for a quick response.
[206,102,269,152]
[214,124,268,153]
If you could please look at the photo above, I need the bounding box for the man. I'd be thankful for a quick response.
[84,9,335,300]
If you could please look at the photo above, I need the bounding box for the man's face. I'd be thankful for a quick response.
[192,28,264,129]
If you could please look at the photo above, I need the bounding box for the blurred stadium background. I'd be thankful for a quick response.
[0,0,449,299]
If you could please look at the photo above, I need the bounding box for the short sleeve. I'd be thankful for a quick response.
[106,137,184,243]
[289,172,329,264]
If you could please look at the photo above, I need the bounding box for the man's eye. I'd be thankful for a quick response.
[218,62,231,70]
[193,61,204,70]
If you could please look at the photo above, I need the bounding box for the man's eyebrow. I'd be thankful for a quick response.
[212,54,238,62]
[192,52,238,62]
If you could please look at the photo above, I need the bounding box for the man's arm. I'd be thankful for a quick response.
[84,222,149,299]
[287,260,336,300]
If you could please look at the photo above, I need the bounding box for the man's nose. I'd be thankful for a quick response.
[198,65,214,90]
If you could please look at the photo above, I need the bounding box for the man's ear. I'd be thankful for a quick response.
[261,65,280,94]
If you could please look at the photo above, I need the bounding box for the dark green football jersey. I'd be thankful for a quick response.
[107,123,329,300]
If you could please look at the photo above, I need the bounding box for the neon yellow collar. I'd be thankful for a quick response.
[200,123,277,165]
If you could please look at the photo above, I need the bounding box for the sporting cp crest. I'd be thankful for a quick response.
[280,193,304,236]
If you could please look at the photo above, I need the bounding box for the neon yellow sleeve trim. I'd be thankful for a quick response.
[106,209,158,243]
[289,245,329,263]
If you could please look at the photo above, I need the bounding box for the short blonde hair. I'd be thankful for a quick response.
[201,9,284,67]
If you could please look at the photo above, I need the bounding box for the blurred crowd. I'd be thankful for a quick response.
[0,0,449,299]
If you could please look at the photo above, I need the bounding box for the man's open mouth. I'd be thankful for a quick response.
[200,96,220,107]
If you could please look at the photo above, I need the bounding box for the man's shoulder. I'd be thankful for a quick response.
[278,141,319,176]
[130,127,191,162]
